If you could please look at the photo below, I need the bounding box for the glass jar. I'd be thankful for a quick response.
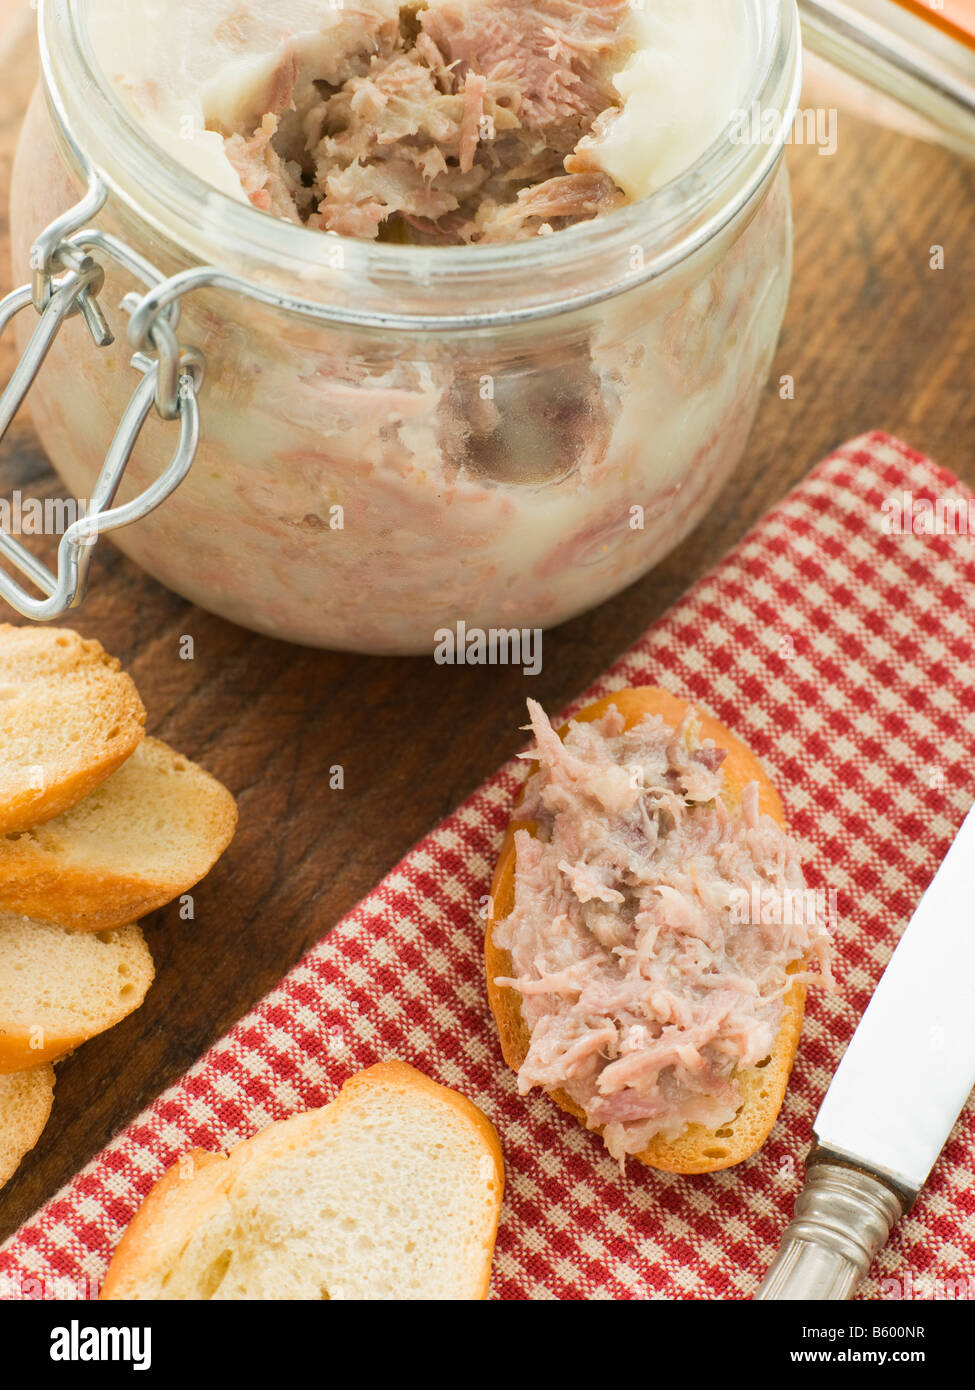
[7,0,800,653]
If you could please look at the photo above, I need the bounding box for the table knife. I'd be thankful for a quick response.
[756,804,975,1300]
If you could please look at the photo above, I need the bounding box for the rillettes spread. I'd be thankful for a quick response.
[89,0,751,242]
[492,701,833,1161]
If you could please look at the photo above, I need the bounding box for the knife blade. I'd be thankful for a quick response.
[757,804,975,1299]
[815,802,975,1193]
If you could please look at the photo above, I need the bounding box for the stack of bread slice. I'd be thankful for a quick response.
[0,625,237,1192]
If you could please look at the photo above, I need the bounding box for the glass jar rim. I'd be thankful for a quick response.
[39,0,801,328]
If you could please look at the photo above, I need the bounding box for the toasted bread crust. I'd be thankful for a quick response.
[101,1061,505,1301]
[0,870,174,934]
[0,625,146,834]
[486,686,807,1174]
[0,1023,117,1073]
[99,1149,229,1301]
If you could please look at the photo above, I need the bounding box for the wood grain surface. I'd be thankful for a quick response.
[1,10,974,1242]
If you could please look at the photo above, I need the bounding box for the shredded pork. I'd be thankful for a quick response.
[212,0,633,243]
[493,700,834,1162]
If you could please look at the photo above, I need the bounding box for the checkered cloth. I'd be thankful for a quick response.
[2,432,974,1301]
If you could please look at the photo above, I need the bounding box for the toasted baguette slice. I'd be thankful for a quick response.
[101,1061,504,1301]
[486,686,807,1175]
[0,1064,56,1189]
[0,624,146,834]
[0,913,154,1072]
[0,737,238,932]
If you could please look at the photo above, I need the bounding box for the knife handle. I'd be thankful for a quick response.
[755,1157,907,1300]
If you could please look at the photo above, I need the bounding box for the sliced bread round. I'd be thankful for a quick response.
[0,913,154,1072]
[0,624,146,834]
[0,738,238,932]
[101,1061,504,1300]
[0,1063,55,1188]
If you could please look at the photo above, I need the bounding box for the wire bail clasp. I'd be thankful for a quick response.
[0,172,207,621]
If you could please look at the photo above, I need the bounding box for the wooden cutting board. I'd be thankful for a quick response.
[2,5,975,1245]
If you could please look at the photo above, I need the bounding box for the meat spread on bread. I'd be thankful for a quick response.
[487,687,833,1172]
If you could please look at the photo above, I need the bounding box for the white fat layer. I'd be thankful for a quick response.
[582,0,755,198]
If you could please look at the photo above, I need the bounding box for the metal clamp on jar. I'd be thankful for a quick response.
[0,163,204,619]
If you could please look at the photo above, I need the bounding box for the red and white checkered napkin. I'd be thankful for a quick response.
[3,431,975,1301]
